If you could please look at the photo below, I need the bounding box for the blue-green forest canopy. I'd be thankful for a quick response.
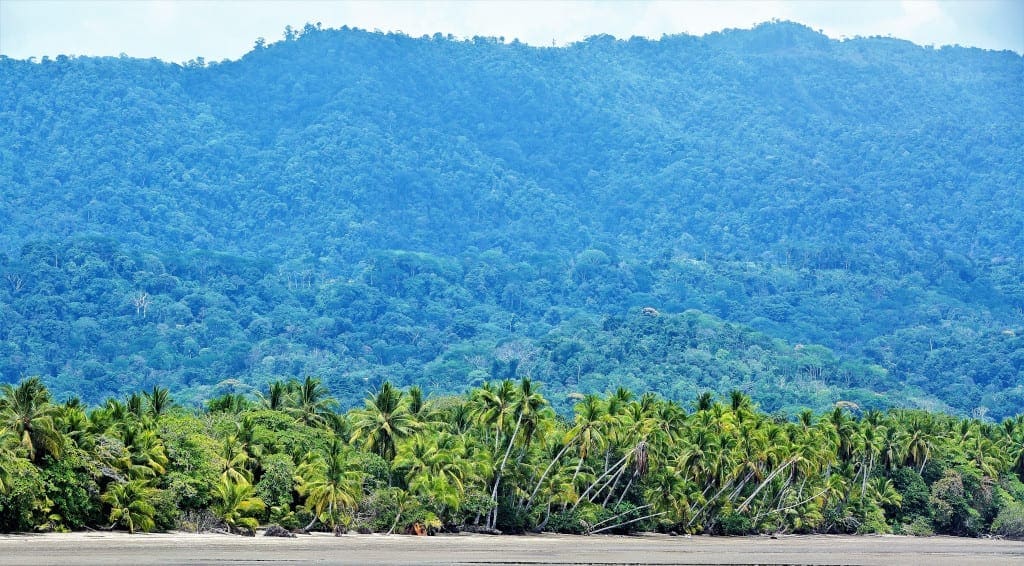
[0,22,1022,417]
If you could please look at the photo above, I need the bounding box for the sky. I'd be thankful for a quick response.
[1,0,1022,62]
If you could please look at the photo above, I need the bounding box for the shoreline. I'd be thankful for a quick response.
[1,531,1021,565]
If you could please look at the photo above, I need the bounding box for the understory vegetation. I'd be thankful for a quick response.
[2,376,1023,538]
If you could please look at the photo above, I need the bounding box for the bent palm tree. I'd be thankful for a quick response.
[213,477,265,535]
[102,480,158,534]
[0,376,63,462]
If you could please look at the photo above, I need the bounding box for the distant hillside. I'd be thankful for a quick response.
[1,22,1022,417]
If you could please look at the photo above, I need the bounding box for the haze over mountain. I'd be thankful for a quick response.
[1,22,1021,417]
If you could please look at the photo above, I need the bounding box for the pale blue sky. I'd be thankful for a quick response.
[1,1,1021,62]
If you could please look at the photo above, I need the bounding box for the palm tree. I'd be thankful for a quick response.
[143,385,172,420]
[0,376,63,462]
[296,442,364,534]
[289,376,338,427]
[102,480,158,534]
[350,381,419,461]
[487,377,545,528]
[904,418,933,473]
[126,393,145,420]
[217,435,255,483]
[260,379,289,411]
[213,477,265,535]
[118,423,169,479]
[472,380,517,450]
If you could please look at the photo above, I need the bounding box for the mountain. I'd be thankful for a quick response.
[1,22,1022,417]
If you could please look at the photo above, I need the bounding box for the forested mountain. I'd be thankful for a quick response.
[1,22,1022,417]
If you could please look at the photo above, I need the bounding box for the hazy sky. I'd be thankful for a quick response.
[1,0,1022,62]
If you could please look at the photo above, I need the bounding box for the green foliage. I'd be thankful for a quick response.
[2,376,1024,539]
[0,24,1020,422]
[101,480,159,534]
[991,501,1024,538]
[718,511,754,536]
[0,458,44,532]
[930,470,982,536]
[39,452,101,530]
[255,453,296,518]
[889,467,929,522]
[212,477,265,535]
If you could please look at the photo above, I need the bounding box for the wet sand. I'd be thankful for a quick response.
[0,531,1021,565]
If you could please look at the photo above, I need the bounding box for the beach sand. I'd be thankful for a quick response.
[0,531,1020,565]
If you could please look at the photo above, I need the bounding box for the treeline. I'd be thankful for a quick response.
[2,376,1024,537]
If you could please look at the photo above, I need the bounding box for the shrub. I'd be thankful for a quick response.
[991,502,1024,538]
[546,509,586,534]
[906,516,935,536]
[719,511,754,535]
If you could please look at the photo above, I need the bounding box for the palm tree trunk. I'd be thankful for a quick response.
[687,479,736,528]
[571,455,584,483]
[573,452,630,511]
[303,513,319,532]
[614,476,634,506]
[601,465,628,507]
[588,503,653,532]
[738,457,796,512]
[387,510,403,534]
[523,439,575,511]
[489,410,524,529]
[590,511,667,534]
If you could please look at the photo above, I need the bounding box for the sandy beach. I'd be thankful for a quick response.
[0,531,1021,565]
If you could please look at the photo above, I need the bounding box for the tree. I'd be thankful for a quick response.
[101,480,158,534]
[143,385,172,420]
[212,476,265,535]
[0,377,63,462]
[350,381,419,462]
[296,442,364,535]
[288,376,338,427]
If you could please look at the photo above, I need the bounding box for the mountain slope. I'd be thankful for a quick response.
[1,22,1022,416]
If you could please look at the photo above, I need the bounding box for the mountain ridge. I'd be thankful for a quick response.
[1,22,1021,417]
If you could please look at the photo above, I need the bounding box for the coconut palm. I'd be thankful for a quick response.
[350,381,419,462]
[260,379,289,411]
[217,435,255,483]
[289,376,338,427]
[904,418,933,473]
[296,442,364,534]
[143,385,172,420]
[213,476,265,535]
[102,480,158,534]
[0,376,63,462]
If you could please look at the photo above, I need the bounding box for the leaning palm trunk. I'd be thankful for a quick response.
[687,478,737,528]
[738,457,797,512]
[302,514,319,532]
[488,410,524,529]
[591,511,667,534]
[755,484,831,523]
[387,510,403,535]
[614,476,634,507]
[588,503,653,533]
[572,451,631,511]
[600,464,629,507]
[522,439,575,512]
